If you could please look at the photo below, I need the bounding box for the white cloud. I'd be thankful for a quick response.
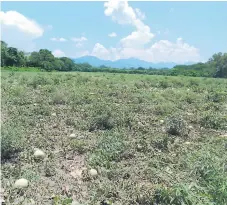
[71,36,88,48]
[91,43,111,60]
[50,37,67,42]
[147,38,200,63]
[52,49,66,57]
[108,32,117,37]
[135,8,146,20]
[71,36,87,43]
[88,1,201,63]
[0,10,44,51]
[104,1,154,49]
[91,38,200,63]
[0,11,43,38]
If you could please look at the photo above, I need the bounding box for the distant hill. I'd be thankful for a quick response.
[72,56,194,69]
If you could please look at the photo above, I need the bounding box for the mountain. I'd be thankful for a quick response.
[72,56,193,69]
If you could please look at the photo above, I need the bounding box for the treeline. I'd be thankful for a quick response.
[1,40,227,78]
[1,41,75,72]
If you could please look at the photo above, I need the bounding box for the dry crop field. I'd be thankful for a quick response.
[1,71,227,205]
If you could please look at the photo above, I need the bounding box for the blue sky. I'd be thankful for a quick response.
[1,1,227,63]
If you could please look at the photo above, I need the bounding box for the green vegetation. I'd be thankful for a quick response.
[1,71,227,204]
[1,40,227,78]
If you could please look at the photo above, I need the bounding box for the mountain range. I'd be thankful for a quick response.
[72,56,194,69]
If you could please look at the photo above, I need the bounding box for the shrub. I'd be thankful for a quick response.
[1,124,24,160]
[165,115,189,137]
[89,110,115,131]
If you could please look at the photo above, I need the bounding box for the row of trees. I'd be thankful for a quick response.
[1,41,75,71]
[1,41,227,78]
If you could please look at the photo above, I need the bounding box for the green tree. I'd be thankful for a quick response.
[59,57,75,71]
[6,47,19,66]
[39,49,55,71]
[1,41,8,67]
[28,52,40,67]
[209,53,227,78]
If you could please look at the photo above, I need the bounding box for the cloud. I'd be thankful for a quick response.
[71,36,87,43]
[108,32,117,37]
[0,10,44,51]
[0,11,43,38]
[135,8,146,20]
[104,0,154,49]
[50,37,67,42]
[147,38,200,63]
[71,36,88,49]
[91,38,200,63]
[91,43,111,60]
[52,49,66,57]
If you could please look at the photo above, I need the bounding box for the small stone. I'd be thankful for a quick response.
[188,125,193,130]
[53,123,58,128]
[184,141,191,145]
[34,149,45,159]
[89,169,98,177]
[51,113,56,117]
[14,178,29,189]
[136,144,143,151]
[160,120,164,124]
[69,133,76,138]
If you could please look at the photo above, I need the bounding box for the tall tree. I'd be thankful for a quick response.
[1,41,8,67]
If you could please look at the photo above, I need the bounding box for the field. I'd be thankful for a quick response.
[1,71,227,205]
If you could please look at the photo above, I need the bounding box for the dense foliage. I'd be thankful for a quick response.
[1,41,75,72]
[1,40,227,78]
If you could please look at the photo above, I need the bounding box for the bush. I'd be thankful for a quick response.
[165,115,189,137]
[89,110,115,131]
[1,124,24,160]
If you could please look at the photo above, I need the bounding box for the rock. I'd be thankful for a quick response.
[136,144,143,151]
[51,112,56,117]
[89,169,98,177]
[160,120,164,124]
[184,141,191,145]
[14,178,29,189]
[53,123,58,128]
[34,149,45,159]
[188,125,193,130]
[69,133,76,138]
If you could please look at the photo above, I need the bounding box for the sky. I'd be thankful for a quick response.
[1,1,227,63]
